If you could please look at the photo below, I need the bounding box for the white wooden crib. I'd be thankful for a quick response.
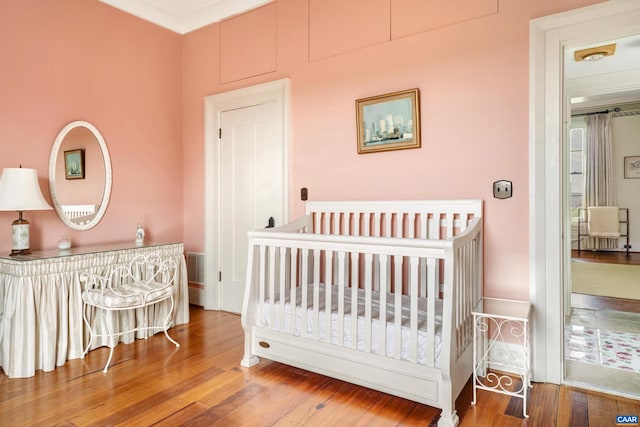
[61,204,97,225]
[241,200,483,426]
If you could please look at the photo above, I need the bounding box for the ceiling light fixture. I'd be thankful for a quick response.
[574,43,616,62]
[582,52,606,62]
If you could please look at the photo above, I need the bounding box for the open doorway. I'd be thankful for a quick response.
[530,1,640,389]
[563,35,640,397]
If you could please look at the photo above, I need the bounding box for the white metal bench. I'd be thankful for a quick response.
[80,253,180,373]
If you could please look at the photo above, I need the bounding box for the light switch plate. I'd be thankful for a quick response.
[493,180,512,199]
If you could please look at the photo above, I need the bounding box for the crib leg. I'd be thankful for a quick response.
[241,355,260,367]
[437,409,459,427]
[240,331,260,367]
[438,380,460,427]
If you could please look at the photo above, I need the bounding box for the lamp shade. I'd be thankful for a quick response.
[0,168,53,211]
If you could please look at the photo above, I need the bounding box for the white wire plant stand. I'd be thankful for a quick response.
[471,297,532,418]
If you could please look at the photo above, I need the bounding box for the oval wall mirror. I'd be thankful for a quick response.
[49,121,112,230]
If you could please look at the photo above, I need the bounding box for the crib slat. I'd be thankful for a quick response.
[429,215,438,239]
[268,246,277,329]
[313,249,321,339]
[290,248,298,334]
[350,252,358,351]
[426,257,437,367]
[364,253,373,353]
[373,254,380,292]
[301,248,309,336]
[324,212,331,235]
[456,247,463,356]
[342,212,349,236]
[363,213,370,237]
[325,250,333,343]
[459,244,474,357]
[337,251,346,346]
[419,213,429,297]
[410,256,419,363]
[407,213,415,239]
[419,259,427,298]
[445,213,454,239]
[279,247,287,331]
[384,212,392,237]
[314,212,321,234]
[373,212,381,237]
[258,245,266,317]
[394,255,402,360]
[379,254,388,357]
[420,213,428,239]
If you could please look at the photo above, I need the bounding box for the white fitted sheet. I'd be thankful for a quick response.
[259,283,443,367]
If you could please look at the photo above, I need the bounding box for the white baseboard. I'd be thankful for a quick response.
[187,252,205,306]
[189,287,204,307]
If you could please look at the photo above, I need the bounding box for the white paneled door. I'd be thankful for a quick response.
[219,101,284,313]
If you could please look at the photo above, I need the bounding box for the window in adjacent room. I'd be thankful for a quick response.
[569,119,586,218]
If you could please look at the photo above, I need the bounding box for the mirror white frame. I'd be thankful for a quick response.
[49,120,112,230]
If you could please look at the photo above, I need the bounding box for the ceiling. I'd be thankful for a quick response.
[565,34,640,109]
[99,0,272,34]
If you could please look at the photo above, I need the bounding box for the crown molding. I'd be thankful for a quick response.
[100,0,272,34]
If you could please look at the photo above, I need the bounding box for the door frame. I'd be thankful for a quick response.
[529,0,640,384]
[203,78,290,310]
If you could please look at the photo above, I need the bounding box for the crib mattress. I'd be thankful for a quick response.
[258,283,443,367]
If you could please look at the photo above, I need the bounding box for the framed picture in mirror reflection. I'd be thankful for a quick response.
[64,149,85,179]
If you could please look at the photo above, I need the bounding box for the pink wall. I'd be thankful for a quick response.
[0,0,183,251]
[182,0,602,300]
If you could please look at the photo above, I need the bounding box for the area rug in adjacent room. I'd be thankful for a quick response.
[565,325,599,365]
[599,329,640,372]
[565,326,640,373]
[571,261,640,300]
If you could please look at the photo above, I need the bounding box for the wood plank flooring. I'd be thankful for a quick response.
[1,306,639,426]
[572,250,640,265]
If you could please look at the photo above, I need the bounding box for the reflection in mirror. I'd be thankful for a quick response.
[49,121,112,231]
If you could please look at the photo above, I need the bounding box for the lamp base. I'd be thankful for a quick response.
[10,248,31,256]
[11,214,30,256]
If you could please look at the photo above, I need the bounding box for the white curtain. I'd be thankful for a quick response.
[584,113,617,249]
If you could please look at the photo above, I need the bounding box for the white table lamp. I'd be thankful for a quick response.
[0,167,53,256]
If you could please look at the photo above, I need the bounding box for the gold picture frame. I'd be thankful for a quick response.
[64,149,85,180]
[356,88,420,154]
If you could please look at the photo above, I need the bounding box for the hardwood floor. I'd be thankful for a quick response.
[2,306,639,426]
[572,292,640,313]
[572,249,640,265]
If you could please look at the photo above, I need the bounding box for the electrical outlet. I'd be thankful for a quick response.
[493,180,512,199]
[301,187,308,201]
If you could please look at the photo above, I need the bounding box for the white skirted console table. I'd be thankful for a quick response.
[0,242,189,378]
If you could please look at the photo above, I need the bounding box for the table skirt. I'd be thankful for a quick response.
[0,243,189,378]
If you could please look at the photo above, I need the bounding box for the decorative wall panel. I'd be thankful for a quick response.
[308,0,390,61]
[391,0,498,40]
[220,3,277,83]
